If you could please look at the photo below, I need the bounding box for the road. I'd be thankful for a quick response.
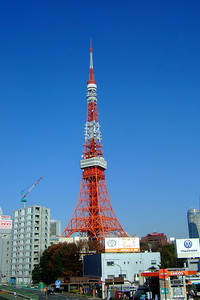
[26,289,97,300]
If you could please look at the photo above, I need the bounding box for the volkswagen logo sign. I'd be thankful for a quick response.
[184,240,192,248]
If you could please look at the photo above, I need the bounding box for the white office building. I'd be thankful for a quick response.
[10,205,50,284]
[84,252,161,286]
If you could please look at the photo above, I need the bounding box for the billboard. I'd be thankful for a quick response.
[0,215,10,220]
[175,238,200,258]
[0,215,12,229]
[105,237,140,253]
[0,220,12,229]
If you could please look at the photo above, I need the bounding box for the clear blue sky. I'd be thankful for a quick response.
[0,0,200,239]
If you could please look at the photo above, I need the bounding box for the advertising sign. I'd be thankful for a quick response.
[0,220,12,229]
[105,237,140,253]
[0,215,10,220]
[175,238,200,258]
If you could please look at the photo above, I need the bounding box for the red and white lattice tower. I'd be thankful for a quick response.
[62,42,127,240]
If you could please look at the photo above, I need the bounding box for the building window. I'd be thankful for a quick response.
[27,207,32,214]
[107,261,114,266]
[119,274,126,278]
[151,260,156,265]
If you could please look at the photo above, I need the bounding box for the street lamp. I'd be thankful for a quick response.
[114,263,123,299]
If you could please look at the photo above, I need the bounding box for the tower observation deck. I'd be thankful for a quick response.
[62,42,127,241]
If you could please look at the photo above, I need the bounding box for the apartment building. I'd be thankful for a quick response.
[10,205,50,284]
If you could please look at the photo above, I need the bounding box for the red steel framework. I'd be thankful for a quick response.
[62,42,127,240]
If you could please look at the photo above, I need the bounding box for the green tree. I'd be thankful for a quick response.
[60,242,83,280]
[140,242,185,269]
[160,243,184,268]
[32,264,42,283]
[32,242,83,284]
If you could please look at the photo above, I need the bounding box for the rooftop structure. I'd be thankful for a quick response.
[140,232,168,247]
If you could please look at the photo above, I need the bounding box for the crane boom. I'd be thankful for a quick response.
[21,177,42,202]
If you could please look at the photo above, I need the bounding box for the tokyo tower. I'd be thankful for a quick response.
[62,42,127,240]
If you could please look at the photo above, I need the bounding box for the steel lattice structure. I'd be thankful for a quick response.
[62,42,127,240]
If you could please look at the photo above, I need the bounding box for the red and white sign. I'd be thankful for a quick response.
[105,237,140,253]
[141,270,197,278]
[0,220,12,229]
[0,215,10,220]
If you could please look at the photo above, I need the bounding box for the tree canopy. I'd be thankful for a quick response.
[140,242,185,269]
[32,242,83,284]
[33,239,184,285]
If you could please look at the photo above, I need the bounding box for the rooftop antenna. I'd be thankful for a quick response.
[21,177,42,208]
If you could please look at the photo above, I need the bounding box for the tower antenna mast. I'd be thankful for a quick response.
[62,41,127,241]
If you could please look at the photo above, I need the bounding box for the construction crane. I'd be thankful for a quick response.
[21,177,42,207]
